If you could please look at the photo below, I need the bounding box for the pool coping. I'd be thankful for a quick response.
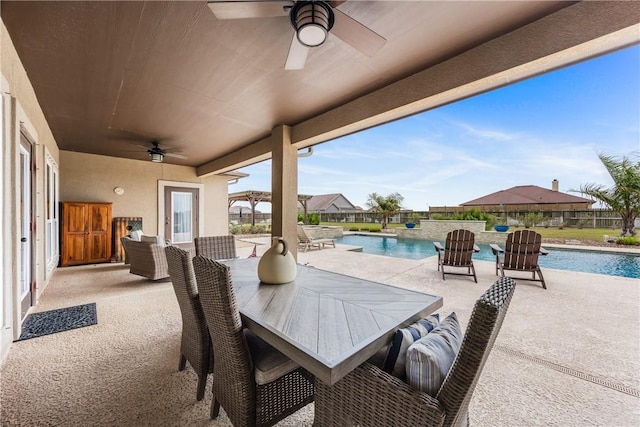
[343,231,640,256]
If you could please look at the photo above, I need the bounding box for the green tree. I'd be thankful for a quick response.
[573,152,640,236]
[366,192,404,229]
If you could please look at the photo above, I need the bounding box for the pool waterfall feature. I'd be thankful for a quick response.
[395,220,510,245]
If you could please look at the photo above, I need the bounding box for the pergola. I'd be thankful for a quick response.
[229,191,313,226]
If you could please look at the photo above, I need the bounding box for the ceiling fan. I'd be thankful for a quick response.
[109,130,187,163]
[207,0,386,70]
[144,141,188,163]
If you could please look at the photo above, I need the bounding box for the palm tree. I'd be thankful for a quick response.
[366,192,404,229]
[573,152,640,236]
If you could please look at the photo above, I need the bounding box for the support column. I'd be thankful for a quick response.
[270,125,298,260]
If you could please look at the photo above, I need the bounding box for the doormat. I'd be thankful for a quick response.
[16,303,97,341]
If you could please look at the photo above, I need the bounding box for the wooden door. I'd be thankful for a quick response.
[87,203,112,263]
[62,202,89,266]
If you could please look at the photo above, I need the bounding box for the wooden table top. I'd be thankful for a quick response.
[222,258,443,385]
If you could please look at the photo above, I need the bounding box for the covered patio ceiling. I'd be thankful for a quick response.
[2,1,638,175]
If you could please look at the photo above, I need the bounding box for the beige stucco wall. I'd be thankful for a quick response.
[2,19,231,361]
[60,151,230,236]
[2,20,61,360]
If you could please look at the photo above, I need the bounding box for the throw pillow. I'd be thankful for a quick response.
[129,230,143,241]
[382,314,439,380]
[406,312,463,396]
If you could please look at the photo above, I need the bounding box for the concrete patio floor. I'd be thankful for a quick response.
[238,236,640,426]
[1,237,637,426]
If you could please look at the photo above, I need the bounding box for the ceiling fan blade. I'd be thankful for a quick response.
[207,1,291,20]
[164,152,188,160]
[284,34,309,70]
[331,9,386,57]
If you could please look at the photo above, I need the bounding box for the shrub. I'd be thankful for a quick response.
[369,227,381,232]
[298,212,320,225]
[523,213,543,228]
[430,214,450,220]
[408,212,421,224]
[229,224,270,235]
[360,227,370,231]
[307,213,320,225]
[348,226,359,232]
[576,217,593,229]
[616,236,639,246]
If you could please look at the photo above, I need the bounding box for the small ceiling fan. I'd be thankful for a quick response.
[109,129,187,163]
[145,141,188,163]
[207,0,386,70]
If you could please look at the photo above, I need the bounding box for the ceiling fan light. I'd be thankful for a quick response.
[150,152,164,162]
[291,1,334,47]
[298,24,327,47]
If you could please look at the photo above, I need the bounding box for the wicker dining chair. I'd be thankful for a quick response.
[194,235,237,260]
[192,255,315,426]
[433,229,480,283]
[313,276,517,427]
[165,246,213,401]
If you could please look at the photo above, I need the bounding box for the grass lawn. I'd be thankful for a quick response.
[321,222,622,242]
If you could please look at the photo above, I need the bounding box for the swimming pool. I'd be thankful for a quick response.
[336,234,640,279]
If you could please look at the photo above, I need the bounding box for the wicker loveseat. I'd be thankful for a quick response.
[120,236,169,280]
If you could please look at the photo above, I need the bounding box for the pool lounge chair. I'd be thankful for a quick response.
[297,225,336,252]
[490,229,549,289]
[433,229,480,283]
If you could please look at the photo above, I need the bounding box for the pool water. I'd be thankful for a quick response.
[336,234,640,279]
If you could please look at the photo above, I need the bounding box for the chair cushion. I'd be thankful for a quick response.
[245,330,299,385]
[382,314,439,380]
[141,235,164,246]
[406,312,463,396]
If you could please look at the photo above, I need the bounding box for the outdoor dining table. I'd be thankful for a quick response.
[221,257,443,385]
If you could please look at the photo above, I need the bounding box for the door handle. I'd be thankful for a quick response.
[21,237,27,242]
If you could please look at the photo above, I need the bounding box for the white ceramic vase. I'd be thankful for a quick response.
[257,237,297,284]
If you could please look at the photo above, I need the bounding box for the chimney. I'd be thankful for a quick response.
[552,179,559,192]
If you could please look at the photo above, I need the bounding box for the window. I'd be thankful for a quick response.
[45,150,59,274]
[171,191,194,243]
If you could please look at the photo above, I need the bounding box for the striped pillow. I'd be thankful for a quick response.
[382,314,439,380]
[406,312,462,396]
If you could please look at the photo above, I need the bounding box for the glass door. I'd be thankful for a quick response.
[164,186,199,245]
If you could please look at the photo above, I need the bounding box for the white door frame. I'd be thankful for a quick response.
[18,137,32,319]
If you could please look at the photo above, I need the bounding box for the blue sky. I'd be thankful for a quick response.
[230,45,640,212]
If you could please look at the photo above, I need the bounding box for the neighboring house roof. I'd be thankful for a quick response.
[462,185,594,206]
[307,193,360,212]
